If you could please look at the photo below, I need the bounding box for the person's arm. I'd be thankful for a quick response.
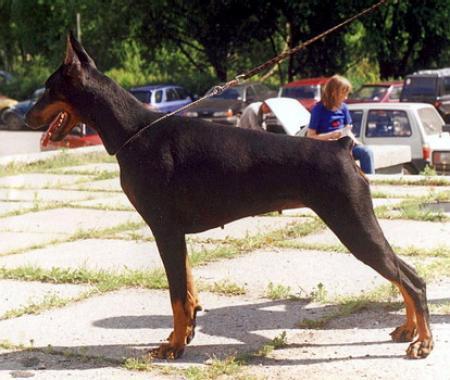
[306,127,342,140]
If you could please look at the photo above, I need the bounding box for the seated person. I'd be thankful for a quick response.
[306,75,375,174]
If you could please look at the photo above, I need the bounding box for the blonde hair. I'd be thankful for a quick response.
[321,75,352,110]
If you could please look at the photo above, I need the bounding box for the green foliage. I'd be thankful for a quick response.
[1,1,450,94]
[1,55,50,99]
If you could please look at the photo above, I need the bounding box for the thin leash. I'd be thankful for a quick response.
[114,0,388,156]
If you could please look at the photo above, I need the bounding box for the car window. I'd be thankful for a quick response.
[443,77,450,95]
[417,107,443,135]
[131,90,151,104]
[389,86,402,100]
[175,87,189,99]
[246,86,256,100]
[207,87,243,99]
[366,110,412,137]
[280,85,319,99]
[351,86,387,101]
[349,110,363,137]
[253,84,269,95]
[166,88,180,102]
[402,77,437,97]
[154,90,163,103]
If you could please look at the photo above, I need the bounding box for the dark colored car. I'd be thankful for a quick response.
[278,77,329,111]
[1,88,46,130]
[0,70,13,86]
[129,84,193,113]
[184,83,275,125]
[400,68,450,123]
[40,124,102,151]
[347,81,403,104]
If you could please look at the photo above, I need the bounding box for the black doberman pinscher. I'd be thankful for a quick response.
[26,34,433,359]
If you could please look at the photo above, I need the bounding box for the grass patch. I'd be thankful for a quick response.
[0,291,95,320]
[203,280,246,296]
[297,283,401,329]
[375,200,448,221]
[184,356,246,380]
[0,151,115,177]
[265,282,302,300]
[0,266,168,292]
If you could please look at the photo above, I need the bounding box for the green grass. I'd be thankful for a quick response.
[0,291,95,320]
[0,151,115,177]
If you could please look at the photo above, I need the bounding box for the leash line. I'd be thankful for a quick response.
[114,0,388,155]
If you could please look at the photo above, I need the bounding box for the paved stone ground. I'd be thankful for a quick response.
[0,148,448,379]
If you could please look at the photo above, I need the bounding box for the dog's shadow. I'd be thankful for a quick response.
[1,298,447,371]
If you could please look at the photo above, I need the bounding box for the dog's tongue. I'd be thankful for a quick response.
[41,112,64,147]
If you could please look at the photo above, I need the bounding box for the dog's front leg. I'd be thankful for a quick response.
[150,230,201,359]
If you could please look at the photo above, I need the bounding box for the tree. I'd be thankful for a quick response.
[363,0,450,78]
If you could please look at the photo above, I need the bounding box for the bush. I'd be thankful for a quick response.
[1,56,50,100]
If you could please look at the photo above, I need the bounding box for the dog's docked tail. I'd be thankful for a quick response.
[337,136,354,151]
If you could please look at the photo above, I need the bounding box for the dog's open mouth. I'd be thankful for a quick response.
[41,111,68,146]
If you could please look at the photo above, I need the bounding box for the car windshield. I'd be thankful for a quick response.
[350,86,388,101]
[130,90,151,103]
[207,87,243,100]
[417,107,443,135]
[402,77,437,97]
[280,85,320,99]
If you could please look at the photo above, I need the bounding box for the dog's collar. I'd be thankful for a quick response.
[113,116,163,156]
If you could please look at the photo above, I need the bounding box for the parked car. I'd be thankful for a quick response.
[400,68,450,123]
[0,70,13,85]
[347,81,403,104]
[347,102,450,174]
[40,124,102,151]
[278,77,329,111]
[1,88,45,130]
[129,84,193,113]
[185,83,275,125]
[0,94,18,123]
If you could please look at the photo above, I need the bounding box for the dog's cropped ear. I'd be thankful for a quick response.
[66,31,96,68]
[63,32,96,83]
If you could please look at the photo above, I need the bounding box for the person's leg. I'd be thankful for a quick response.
[352,144,375,174]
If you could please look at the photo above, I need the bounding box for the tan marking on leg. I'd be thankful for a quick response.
[390,282,417,342]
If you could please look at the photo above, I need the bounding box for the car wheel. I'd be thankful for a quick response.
[3,113,24,131]
[402,163,419,175]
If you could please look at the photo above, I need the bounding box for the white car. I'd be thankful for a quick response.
[347,102,450,174]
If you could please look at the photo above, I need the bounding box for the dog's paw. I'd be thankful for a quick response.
[390,325,416,342]
[149,342,185,360]
[406,338,434,359]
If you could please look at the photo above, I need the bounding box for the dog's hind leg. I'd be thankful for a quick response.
[150,230,201,359]
[311,183,433,359]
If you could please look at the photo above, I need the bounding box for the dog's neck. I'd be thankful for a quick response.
[76,71,156,155]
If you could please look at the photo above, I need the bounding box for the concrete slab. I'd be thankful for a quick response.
[0,232,64,254]
[0,174,92,189]
[0,280,90,315]
[122,216,306,241]
[193,249,387,298]
[191,216,306,240]
[72,178,122,192]
[0,239,164,272]
[0,283,447,374]
[301,219,450,250]
[0,201,34,216]
[0,188,113,203]
[53,163,120,174]
[0,208,143,234]
[0,290,327,364]
[74,194,134,210]
[370,184,450,197]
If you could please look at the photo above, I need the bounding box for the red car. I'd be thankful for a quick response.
[278,77,329,111]
[347,81,403,104]
[40,124,102,151]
